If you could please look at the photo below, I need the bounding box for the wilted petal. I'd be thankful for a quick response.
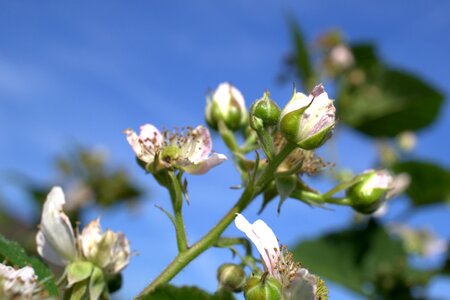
[106,232,131,274]
[182,153,227,175]
[80,219,103,261]
[38,186,76,265]
[235,214,280,277]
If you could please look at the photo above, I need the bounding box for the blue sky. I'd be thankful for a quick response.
[1,1,449,299]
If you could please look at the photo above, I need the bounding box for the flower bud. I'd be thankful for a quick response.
[347,170,393,214]
[250,91,280,130]
[217,263,247,292]
[205,82,247,131]
[244,274,283,300]
[279,85,335,150]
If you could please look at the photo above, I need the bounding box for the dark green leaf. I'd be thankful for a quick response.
[338,68,444,137]
[391,160,450,207]
[291,220,432,297]
[338,43,444,137]
[0,234,59,297]
[142,285,235,300]
[350,43,382,73]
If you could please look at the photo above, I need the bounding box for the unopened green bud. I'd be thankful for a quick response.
[279,85,335,150]
[205,82,248,131]
[217,263,247,292]
[347,170,393,214]
[244,274,283,300]
[250,92,280,129]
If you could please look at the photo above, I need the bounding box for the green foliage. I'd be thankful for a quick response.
[391,160,450,207]
[142,285,236,300]
[0,234,59,297]
[338,44,444,137]
[291,220,434,298]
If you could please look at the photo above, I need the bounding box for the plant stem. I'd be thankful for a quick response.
[135,142,296,299]
[291,189,352,206]
[167,171,188,253]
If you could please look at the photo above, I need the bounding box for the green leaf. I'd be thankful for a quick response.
[0,234,59,297]
[142,285,236,300]
[291,220,432,297]
[338,44,444,137]
[391,160,450,207]
[288,18,315,90]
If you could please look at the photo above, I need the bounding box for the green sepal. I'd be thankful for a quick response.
[66,261,94,288]
[276,175,298,213]
[279,105,309,144]
[68,279,89,300]
[244,274,283,300]
[89,266,106,300]
[296,123,334,150]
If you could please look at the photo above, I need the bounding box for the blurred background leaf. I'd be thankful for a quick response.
[391,160,450,207]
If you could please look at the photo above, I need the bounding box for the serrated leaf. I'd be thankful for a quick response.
[142,285,235,300]
[0,234,59,297]
[391,160,450,207]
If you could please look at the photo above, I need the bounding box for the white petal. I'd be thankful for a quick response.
[280,92,311,121]
[235,214,279,276]
[182,153,227,175]
[36,230,68,266]
[213,83,246,116]
[39,186,77,263]
[139,124,163,148]
[182,126,212,162]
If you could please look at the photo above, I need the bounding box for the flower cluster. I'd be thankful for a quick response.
[36,186,131,298]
